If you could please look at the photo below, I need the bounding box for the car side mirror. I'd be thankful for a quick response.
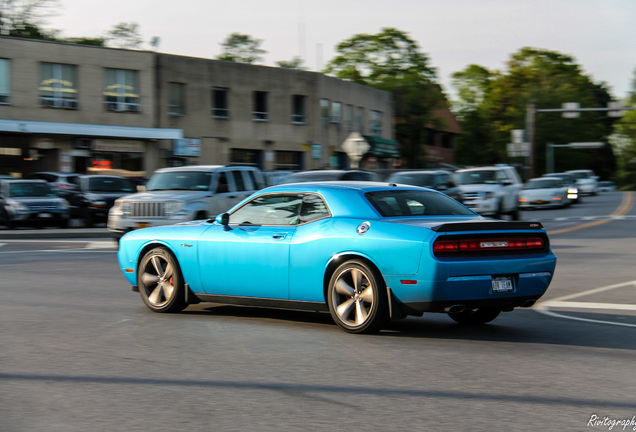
[215,213,230,226]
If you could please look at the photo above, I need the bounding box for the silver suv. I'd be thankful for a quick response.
[108,165,264,241]
[456,165,522,219]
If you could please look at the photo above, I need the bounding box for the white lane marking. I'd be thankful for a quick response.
[0,243,5,248]
[534,280,636,328]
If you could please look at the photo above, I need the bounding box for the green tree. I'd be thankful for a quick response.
[611,70,636,188]
[106,22,143,49]
[276,56,306,70]
[452,48,616,178]
[0,0,59,37]
[324,27,443,167]
[451,65,496,165]
[217,33,266,64]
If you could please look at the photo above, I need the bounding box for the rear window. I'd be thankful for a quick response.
[366,190,475,217]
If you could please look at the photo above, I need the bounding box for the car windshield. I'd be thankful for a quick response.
[366,190,475,217]
[457,170,497,185]
[568,172,587,180]
[88,177,136,193]
[145,171,212,191]
[388,173,437,188]
[8,182,56,197]
[524,179,560,189]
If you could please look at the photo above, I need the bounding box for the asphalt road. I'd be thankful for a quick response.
[1,191,635,432]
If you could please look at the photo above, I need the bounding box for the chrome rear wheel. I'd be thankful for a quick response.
[327,260,388,334]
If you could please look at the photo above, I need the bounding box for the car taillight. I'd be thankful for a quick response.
[433,237,545,254]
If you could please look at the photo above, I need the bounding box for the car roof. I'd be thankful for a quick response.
[456,166,508,172]
[388,170,451,175]
[1,179,48,184]
[262,181,426,193]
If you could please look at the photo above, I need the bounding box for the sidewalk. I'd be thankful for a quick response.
[0,226,109,239]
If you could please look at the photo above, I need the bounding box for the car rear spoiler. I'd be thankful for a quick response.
[431,221,544,232]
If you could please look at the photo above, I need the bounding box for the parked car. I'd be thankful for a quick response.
[598,180,617,192]
[108,165,265,241]
[0,179,70,228]
[542,173,581,203]
[25,171,80,193]
[280,170,379,184]
[565,169,599,196]
[456,165,522,219]
[518,177,570,209]
[386,170,463,202]
[61,175,138,227]
[117,181,556,334]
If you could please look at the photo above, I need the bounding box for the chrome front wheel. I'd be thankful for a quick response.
[327,260,388,334]
[138,247,186,313]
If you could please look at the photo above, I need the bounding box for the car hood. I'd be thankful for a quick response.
[10,196,66,204]
[118,190,211,201]
[458,184,500,192]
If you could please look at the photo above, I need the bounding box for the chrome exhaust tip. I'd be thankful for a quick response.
[445,304,467,314]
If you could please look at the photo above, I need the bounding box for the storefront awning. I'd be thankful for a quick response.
[0,119,183,140]
[363,135,401,158]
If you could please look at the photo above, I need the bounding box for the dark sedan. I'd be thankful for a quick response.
[62,175,137,227]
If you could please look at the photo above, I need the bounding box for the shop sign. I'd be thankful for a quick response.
[173,138,201,157]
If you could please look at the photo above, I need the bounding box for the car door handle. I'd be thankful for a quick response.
[273,233,286,240]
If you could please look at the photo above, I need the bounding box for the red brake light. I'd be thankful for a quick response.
[434,237,545,254]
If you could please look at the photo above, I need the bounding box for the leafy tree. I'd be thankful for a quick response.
[0,0,58,36]
[452,48,616,178]
[106,22,143,49]
[610,70,636,187]
[324,27,443,167]
[217,33,266,64]
[276,56,306,70]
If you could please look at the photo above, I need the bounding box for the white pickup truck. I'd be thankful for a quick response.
[107,165,264,241]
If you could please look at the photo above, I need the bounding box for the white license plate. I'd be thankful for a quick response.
[38,213,52,218]
[491,276,514,293]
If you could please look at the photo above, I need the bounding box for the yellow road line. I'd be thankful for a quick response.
[547,191,634,235]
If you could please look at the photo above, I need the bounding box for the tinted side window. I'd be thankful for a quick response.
[216,172,229,193]
[299,194,330,223]
[230,193,303,225]
[232,170,247,192]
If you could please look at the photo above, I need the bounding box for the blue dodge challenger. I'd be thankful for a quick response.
[117,182,557,333]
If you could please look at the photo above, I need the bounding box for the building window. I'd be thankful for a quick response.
[275,151,303,171]
[168,82,185,115]
[354,107,364,133]
[331,101,342,124]
[0,59,9,104]
[104,68,139,112]
[39,63,78,109]
[291,94,306,124]
[212,87,229,118]
[320,99,330,126]
[231,149,262,168]
[369,110,382,136]
[253,91,268,121]
[344,104,353,132]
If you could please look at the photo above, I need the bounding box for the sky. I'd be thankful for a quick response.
[45,0,636,100]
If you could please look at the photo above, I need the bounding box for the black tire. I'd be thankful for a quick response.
[137,247,187,313]
[327,259,388,334]
[83,209,94,228]
[448,307,501,325]
[509,206,520,220]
